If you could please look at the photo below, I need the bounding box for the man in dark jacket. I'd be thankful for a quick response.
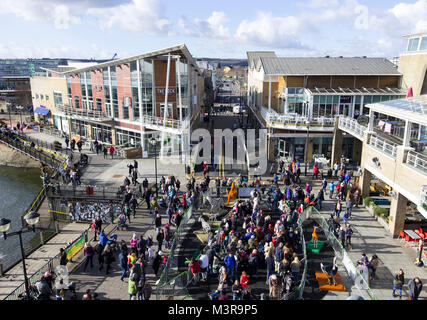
[265,253,275,285]
[408,277,423,300]
[119,251,128,281]
[59,248,68,266]
[94,241,104,271]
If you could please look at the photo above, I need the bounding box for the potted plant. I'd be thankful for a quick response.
[363,196,375,216]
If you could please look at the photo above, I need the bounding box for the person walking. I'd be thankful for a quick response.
[76,139,83,153]
[328,181,335,199]
[157,229,165,252]
[368,254,379,280]
[152,251,162,277]
[94,241,104,271]
[119,250,128,281]
[345,225,353,250]
[154,213,162,234]
[265,249,275,285]
[102,243,114,275]
[103,146,107,159]
[109,145,115,159]
[83,242,94,272]
[290,255,301,283]
[408,277,423,300]
[392,269,405,299]
[189,257,201,285]
[334,200,342,219]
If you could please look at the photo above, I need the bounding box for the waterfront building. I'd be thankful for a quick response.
[30,44,205,160]
[247,51,407,163]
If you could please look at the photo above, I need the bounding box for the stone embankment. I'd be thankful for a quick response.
[0,143,40,168]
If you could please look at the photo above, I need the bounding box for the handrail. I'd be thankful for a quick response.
[368,135,397,158]
[405,150,427,174]
[3,229,89,300]
[309,206,376,300]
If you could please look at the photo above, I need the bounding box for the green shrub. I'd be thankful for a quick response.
[374,205,389,218]
[363,196,372,207]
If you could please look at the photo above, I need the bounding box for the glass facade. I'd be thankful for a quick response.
[176,59,189,119]
[139,59,154,116]
[116,128,141,147]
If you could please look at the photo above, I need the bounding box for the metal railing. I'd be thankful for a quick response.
[141,115,189,132]
[3,229,89,300]
[0,133,65,168]
[156,204,195,299]
[56,104,109,120]
[405,150,427,175]
[309,207,376,300]
[261,106,334,128]
[338,116,367,139]
[368,135,397,158]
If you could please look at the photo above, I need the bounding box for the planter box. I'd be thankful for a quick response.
[376,215,390,232]
[367,205,375,217]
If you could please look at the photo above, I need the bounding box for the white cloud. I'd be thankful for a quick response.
[0,42,114,59]
[235,12,308,49]
[87,0,172,35]
[180,11,230,39]
[389,0,427,33]
[0,0,81,29]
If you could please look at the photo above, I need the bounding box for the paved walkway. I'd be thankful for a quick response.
[0,223,89,299]
[309,178,427,300]
[67,205,168,300]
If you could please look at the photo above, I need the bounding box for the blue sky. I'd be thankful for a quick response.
[0,0,426,59]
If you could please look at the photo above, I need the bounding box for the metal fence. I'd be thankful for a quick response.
[0,133,64,168]
[155,204,195,299]
[3,229,89,300]
[309,206,376,300]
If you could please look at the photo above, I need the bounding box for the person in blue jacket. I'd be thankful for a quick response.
[224,251,236,282]
[99,229,108,248]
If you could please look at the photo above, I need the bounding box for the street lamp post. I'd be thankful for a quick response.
[0,211,41,299]
[304,121,310,176]
[16,105,24,130]
[150,137,158,198]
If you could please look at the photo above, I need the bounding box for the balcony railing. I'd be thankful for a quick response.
[261,107,334,128]
[368,135,397,158]
[56,104,109,120]
[140,115,190,133]
[339,116,367,139]
[405,150,427,175]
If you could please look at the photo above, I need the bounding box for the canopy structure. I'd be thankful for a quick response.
[34,106,50,116]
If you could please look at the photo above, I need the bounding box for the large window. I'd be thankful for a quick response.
[408,37,420,51]
[110,66,116,86]
[53,92,63,107]
[95,98,102,111]
[112,87,118,118]
[132,87,140,120]
[420,37,427,51]
[140,58,154,116]
[130,60,138,87]
[74,95,80,109]
[122,97,130,120]
[176,59,189,118]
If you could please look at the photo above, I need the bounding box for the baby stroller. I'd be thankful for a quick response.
[117,214,128,231]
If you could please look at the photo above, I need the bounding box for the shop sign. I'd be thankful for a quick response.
[156,88,175,95]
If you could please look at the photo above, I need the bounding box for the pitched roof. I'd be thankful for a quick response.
[260,57,401,76]
[247,51,276,69]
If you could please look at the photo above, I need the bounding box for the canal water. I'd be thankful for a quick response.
[0,166,42,271]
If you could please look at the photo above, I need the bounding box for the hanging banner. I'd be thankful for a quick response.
[66,236,85,260]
